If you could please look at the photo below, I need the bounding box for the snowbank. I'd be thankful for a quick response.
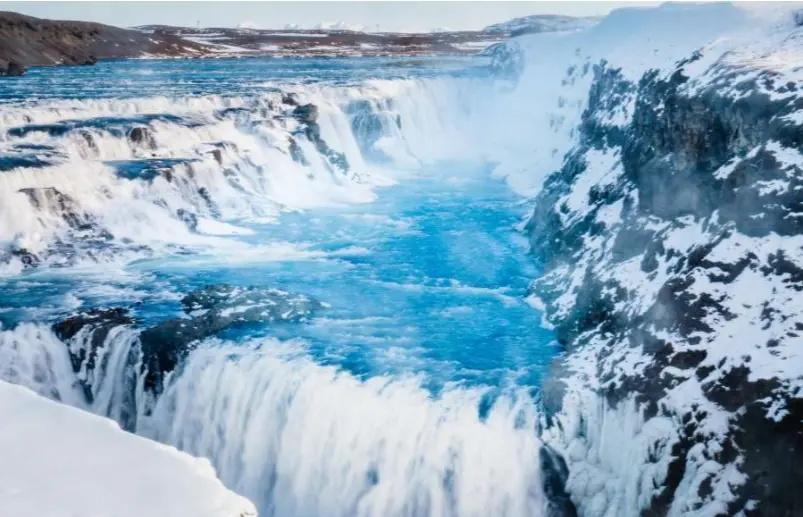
[0,380,256,517]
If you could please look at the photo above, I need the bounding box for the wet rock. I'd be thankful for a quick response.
[181,283,324,318]
[288,137,308,165]
[282,93,299,106]
[529,50,803,516]
[304,121,349,173]
[82,55,98,65]
[53,308,136,403]
[176,208,198,232]
[128,126,155,148]
[292,103,319,123]
[196,186,219,217]
[18,187,88,229]
[540,445,578,517]
[10,248,40,268]
[3,61,26,76]
[139,284,324,393]
[210,148,223,165]
[79,130,97,151]
[53,307,134,343]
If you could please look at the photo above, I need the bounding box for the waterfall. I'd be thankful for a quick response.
[139,339,547,517]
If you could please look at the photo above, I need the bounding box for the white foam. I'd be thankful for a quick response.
[139,338,549,517]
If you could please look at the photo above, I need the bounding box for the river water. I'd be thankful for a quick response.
[0,56,560,516]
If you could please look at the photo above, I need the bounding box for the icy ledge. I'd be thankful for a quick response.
[0,380,257,517]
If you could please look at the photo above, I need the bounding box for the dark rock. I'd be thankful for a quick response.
[210,148,223,165]
[53,307,134,342]
[528,49,803,516]
[176,208,198,232]
[288,137,308,165]
[10,248,40,268]
[128,126,155,148]
[52,308,136,403]
[540,445,578,517]
[139,284,324,393]
[196,186,219,217]
[0,11,210,69]
[18,187,89,229]
[4,61,25,76]
[303,121,349,173]
[292,103,319,123]
[282,93,299,106]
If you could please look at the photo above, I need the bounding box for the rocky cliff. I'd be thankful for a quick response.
[0,11,209,72]
[529,12,803,517]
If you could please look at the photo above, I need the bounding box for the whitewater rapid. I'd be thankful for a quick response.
[5,4,792,517]
[0,55,567,517]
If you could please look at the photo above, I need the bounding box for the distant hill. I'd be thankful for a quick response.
[484,14,600,36]
[133,25,505,57]
[0,11,209,73]
[0,9,599,74]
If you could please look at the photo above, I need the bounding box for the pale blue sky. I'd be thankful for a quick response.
[0,1,660,32]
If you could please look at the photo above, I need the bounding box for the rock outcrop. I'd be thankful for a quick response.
[140,284,324,392]
[530,32,803,517]
[52,284,325,405]
[290,102,350,173]
[2,60,24,76]
[0,11,210,70]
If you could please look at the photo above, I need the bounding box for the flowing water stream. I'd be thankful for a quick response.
[0,56,561,516]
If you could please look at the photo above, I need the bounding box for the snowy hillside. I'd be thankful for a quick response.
[0,381,256,517]
[0,3,802,517]
[488,3,803,516]
[483,14,599,36]
[134,24,503,57]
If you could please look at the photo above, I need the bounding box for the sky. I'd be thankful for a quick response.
[0,1,661,32]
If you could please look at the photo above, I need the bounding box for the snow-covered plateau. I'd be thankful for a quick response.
[0,2,802,517]
[0,380,256,517]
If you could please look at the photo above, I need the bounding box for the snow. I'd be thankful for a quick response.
[262,32,329,38]
[484,14,600,34]
[314,21,367,32]
[0,380,256,517]
[484,3,803,516]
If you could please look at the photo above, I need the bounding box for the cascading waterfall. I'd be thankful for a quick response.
[0,73,499,273]
[0,56,564,517]
[139,340,547,517]
[4,6,798,516]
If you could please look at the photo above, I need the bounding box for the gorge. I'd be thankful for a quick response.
[0,3,801,517]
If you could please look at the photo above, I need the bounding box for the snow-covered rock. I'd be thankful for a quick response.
[0,380,256,517]
[484,14,599,36]
[508,3,803,516]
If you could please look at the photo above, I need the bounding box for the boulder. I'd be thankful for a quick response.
[128,126,155,148]
[4,61,26,76]
[139,284,325,393]
[282,93,300,106]
[292,103,319,123]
